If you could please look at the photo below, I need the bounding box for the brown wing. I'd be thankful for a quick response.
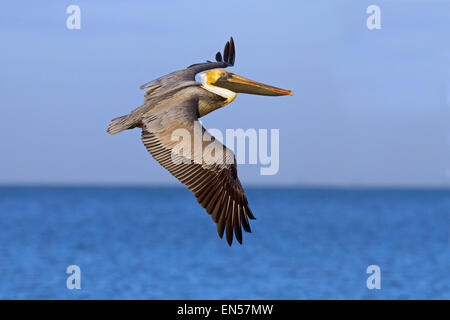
[140,95,254,246]
[139,37,235,91]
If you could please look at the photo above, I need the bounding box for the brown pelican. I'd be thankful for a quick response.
[107,37,292,245]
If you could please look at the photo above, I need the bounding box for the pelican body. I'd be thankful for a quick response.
[107,37,292,245]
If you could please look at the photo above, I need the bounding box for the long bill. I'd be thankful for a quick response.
[216,72,293,96]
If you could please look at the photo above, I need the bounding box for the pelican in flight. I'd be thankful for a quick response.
[107,37,292,245]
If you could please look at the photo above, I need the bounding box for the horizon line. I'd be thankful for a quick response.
[1,183,450,190]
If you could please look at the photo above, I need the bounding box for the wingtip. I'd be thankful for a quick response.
[229,37,235,66]
[215,51,223,62]
[223,41,230,64]
[217,219,225,239]
[226,234,233,246]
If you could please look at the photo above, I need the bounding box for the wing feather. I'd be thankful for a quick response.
[140,95,254,245]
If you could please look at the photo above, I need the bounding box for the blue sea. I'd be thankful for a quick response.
[0,187,449,299]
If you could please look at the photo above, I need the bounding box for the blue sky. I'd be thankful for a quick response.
[1,1,449,186]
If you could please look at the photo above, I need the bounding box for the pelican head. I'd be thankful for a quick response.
[201,69,293,99]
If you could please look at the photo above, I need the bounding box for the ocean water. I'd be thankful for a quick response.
[0,187,449,299]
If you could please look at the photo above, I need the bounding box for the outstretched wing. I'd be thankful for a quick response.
[139,37,235,91]
[140,93,254,246]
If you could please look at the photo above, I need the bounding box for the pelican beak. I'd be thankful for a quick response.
[214,72,293,96]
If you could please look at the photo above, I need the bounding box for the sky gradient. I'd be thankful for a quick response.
[1,1,450,187]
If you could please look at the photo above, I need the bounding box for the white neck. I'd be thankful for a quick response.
[200,73,236,99]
